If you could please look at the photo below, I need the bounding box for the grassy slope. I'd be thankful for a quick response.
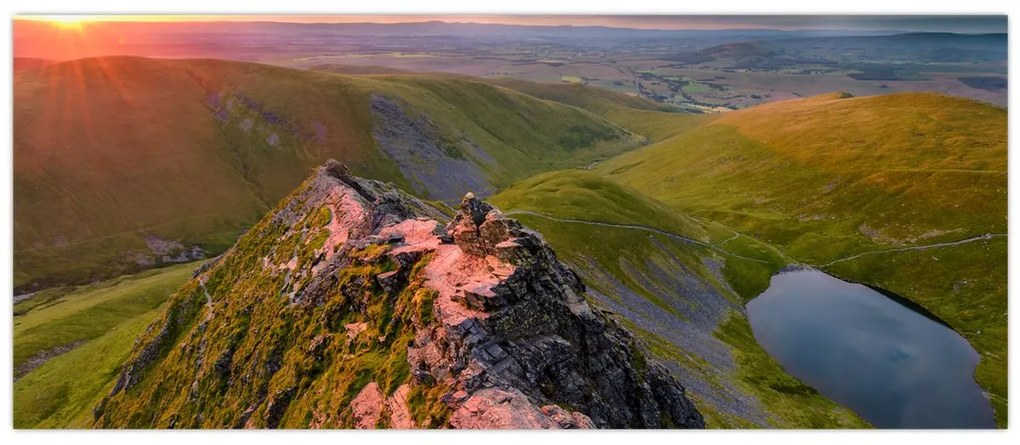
[14,56,646,290]
[492,171,718,317]
[358,73,647,186]
[14,57,263,289]
[491,171,866,428]
[599,92,1008,426]
[14,308,162,428]
[13,263,196,428]
[92,177,447,428]
[485,77,718,142]
[483,78,668,113]
[14,262,198,369]
[491,170,707,238]
[311,69,700,140]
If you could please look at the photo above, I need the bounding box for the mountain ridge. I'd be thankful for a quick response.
[92,161,704,429]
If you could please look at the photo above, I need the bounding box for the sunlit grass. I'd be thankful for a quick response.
[599,91,1008,426]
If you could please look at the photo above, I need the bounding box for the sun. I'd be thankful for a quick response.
[29,15,95,30]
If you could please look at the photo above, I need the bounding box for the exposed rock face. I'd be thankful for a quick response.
[350,382,385,428]
[450,388,594,429]
[387,384,415,429]
[93,160,703,429]
[370,94,495,203]
[409,193,703,428]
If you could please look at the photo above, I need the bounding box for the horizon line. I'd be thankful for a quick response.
[13,14,1008,33]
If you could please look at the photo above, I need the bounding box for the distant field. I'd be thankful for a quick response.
[958,76,1008,92]
[14,262,198,372]
[270,46,1007,110]
[632,67,1007,109]
[847,68,929,81]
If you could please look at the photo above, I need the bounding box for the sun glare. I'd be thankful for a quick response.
[30,15,95,30]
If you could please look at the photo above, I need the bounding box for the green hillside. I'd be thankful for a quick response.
[305,67,705,141]
[484,78,667,114]
[598,92,1008,426]
[485,78,717,142]
[86,171,433,428]
[14,56,649,290]
[14,263,195,428]
[491,170,866,428]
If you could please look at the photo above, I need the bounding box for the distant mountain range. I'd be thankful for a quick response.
[14,18,1004,61]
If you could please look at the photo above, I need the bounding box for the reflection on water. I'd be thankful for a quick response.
[746,269,994,428]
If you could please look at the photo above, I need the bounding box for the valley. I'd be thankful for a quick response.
[10,16,1008,431]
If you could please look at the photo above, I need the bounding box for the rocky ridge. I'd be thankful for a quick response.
[92,160,703,429]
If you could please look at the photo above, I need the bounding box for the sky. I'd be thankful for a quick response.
[17,14,1009,33]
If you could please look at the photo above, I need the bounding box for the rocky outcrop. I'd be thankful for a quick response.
[405,192,703,428]
[93,160,702,429]
[349,382,385,428]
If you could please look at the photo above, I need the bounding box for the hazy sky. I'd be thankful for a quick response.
[17,14,1008,33]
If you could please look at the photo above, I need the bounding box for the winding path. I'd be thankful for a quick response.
[689,214,1007,266]
[718,233,740,246]
[821,233,1007,267]
[198,278,215,322]
[507,210,1007,270]
[503,210,768,263]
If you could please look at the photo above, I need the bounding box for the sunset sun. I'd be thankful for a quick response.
[33,15,94,30]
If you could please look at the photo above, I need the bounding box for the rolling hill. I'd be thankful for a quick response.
[598,91,1008,426]
[14,56,662,291]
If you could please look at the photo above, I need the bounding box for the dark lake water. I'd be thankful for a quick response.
[746,269,994,428]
